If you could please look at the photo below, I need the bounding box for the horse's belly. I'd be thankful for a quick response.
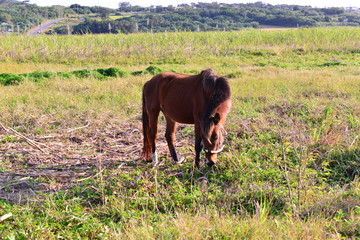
[161,104,194,124]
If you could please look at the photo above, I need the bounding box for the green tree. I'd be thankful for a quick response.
[98,7,111,20]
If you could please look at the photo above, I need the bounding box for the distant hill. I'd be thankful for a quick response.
[1,0,359,35]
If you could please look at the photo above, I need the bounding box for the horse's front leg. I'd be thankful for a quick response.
[194,124,202,168]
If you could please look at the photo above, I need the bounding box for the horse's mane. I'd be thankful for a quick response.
[201,69,217,93]
[200,69,231,128]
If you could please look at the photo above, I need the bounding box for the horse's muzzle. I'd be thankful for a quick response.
[203,145,224,154]
[202,142,224,167]
[206,158,215,167]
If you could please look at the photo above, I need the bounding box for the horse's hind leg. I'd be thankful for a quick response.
[165,117,179,163]
[148,109,160,166]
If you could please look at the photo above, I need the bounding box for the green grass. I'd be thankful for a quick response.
[0,27,359,68]
[0,27,359,239]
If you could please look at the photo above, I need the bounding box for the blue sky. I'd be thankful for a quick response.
[28,0,360,9]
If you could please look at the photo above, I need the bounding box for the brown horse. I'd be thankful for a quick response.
[141,69,231,168]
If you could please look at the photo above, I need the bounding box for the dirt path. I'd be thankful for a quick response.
[259,25,296,31]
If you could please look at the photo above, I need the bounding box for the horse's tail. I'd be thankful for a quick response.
[141,83,151,161]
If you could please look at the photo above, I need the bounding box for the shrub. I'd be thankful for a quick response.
[72,69,105,79]
[24,71,54,83]
[96,67,128,77]
[71,69,93,78]
[146,65,164,75]
[57,72,73,78]
[0,73,24,86]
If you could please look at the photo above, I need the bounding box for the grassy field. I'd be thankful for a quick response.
[0,27,359,239]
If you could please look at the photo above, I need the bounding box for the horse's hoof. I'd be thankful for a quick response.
[153,160,164,167]
[176,157,186,165]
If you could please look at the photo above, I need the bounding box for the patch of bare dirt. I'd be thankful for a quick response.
[0,120,195,204]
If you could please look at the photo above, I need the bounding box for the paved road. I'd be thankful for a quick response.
[26,19,64,36]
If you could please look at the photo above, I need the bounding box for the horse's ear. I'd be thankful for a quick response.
[213,113,220,125]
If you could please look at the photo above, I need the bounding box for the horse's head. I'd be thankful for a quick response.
[200,70,231,167]
[201,112,227,167]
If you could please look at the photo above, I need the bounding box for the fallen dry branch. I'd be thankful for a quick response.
[0,213,12,222]
[67,122,91,133]
[0,122,65,160]
[0,122,47,154]
[77,168,105,182]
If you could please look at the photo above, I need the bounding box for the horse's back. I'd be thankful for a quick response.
[145,71,199,93]
[151,71,193,82]
[144,71,202,124]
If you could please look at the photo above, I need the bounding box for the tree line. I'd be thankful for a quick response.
[73,2,360,34]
